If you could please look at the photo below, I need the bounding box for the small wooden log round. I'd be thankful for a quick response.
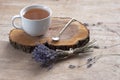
[9,17,89,53]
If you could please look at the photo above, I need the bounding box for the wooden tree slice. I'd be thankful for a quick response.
[9,17,89,53]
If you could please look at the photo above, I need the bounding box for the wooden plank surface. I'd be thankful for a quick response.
[0,0,120,80]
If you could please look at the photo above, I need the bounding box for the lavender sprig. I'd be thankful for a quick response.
[32,44,58,67]
[32,40,96,68]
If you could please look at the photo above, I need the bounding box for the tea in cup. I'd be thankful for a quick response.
[12,4,52,36]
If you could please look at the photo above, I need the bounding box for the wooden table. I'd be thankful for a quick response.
[0,0,120,80]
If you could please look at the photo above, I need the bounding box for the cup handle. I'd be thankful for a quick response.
[12,15,22,29]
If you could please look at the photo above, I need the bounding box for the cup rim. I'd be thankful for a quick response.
[20,4,52,21]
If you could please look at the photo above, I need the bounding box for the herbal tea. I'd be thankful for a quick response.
[12,4,52,36]
[23,8,49,20]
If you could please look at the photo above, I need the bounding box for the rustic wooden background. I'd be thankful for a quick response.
[0,0,120,80]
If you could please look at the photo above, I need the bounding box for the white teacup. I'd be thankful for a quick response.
[12,4,52,36]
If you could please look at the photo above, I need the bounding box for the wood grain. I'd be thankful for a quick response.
[9,17,89,52]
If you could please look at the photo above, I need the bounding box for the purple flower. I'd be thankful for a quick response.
[32,44,58,67]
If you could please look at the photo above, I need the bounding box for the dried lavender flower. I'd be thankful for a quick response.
[32,40,96,68]
[69,65,76,69]
[32,44,58,67]
[83,23,89,26]
[87,63,93,68]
